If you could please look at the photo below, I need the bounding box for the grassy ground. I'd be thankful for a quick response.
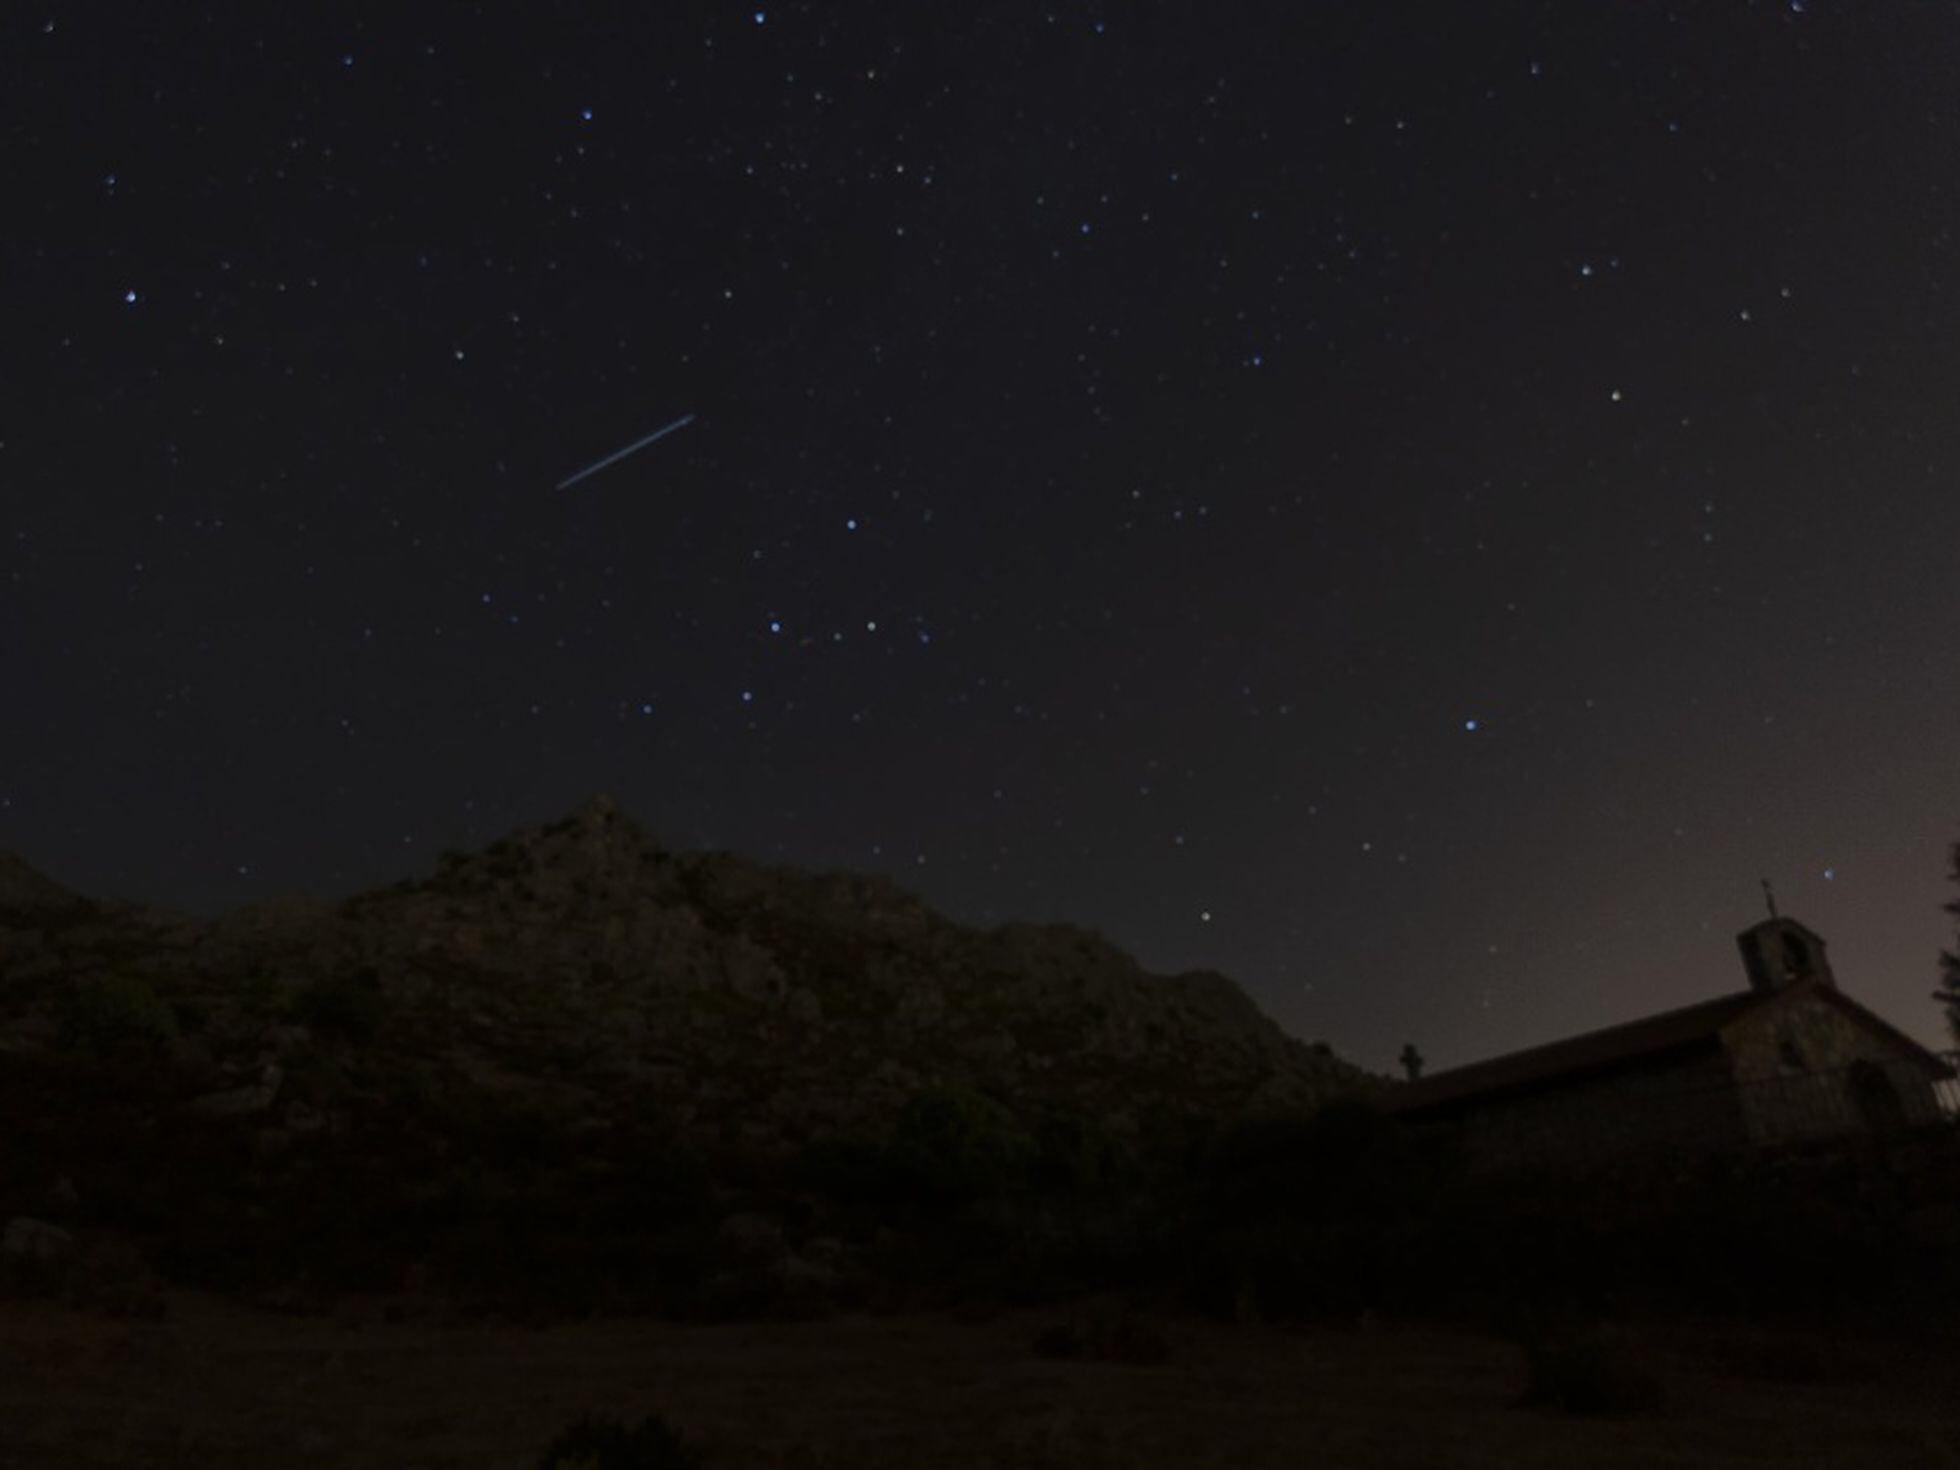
[3,1288,1956,1469]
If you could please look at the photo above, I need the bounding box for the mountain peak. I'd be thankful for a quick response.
[0,851,92,920]
[571,792,621,824]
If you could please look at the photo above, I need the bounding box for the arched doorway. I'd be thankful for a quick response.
[1847,1061,1908,1135]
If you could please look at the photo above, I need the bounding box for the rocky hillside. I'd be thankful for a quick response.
[0,797,1383,1316]
[1,796,1377,1153]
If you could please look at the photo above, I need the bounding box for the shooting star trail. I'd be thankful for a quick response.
[555,413,696,490]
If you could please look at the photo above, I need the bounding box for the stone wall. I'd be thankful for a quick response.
[1444,1050,1744,1177]
[1719,988,1945,1142]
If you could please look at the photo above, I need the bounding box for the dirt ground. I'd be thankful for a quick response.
[2,1289,1955,1469]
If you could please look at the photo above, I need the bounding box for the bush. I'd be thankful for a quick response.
[1197,1097,1438,1225]
[56,972,181,1055]
[451,1090,562,1175]
[1033,1320,1084,1359]
[1029,1111,1130,1196]
[601,1142,715,1231]
[791,1134,904,1209]
[1515,1316,1664,1416]
[535,1413,702,1469]
[0,1228,168,1319]
[1177,1099,1452,1321]
[1033,1310,1171,1365]
[886,1085,1037,1209]
[231,970,295,1018]
[1182,1221,1359,1322]
[288,968,388,1041]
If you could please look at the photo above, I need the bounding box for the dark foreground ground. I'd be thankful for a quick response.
[3,1288,1956,1469]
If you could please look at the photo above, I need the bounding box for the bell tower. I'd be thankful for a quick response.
[1735,883,1835,994]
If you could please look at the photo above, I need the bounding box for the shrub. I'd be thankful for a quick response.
[1181,1221,1358,1323]
[535,1413,702,1469]
[1033,1320,1084,1359]
[602,1142,715,1230]
[56,972,180,1055]
[1029,1111,1130,1196]
[1515,1316,1664,1416]
[0,1226,167,1319]
[886,1085,1037,1209]
[1032,1310,1170,1365]
[950,1191,1177,1306]
[454,1090,562,1174]
[288,968,387,1041]
[791,1134,903,1209]
[1172,1097,1463,1320]
[229,970,293,1018]
[1198,1097,1437,1225]
[1099,1312,1172,1365]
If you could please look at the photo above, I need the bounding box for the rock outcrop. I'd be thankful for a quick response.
[0,798,1395,1316]
[2,798,1380,1158]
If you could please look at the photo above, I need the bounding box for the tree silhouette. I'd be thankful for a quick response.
[1933,841,1960,1045]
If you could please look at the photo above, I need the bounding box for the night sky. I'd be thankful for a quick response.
[8,3,1960,1072]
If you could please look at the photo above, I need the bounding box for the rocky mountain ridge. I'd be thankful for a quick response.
[0,795,1381,1159]
[0,796,1385,1317]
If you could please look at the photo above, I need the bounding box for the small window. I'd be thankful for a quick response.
[1781,932,1810,976]
[1778,1039,1805,1071]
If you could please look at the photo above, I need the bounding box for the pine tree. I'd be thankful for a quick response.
[1933,841,1960,1045]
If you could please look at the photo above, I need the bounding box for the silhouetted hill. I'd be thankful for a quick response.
[0,851,94,922]
[0,796,1383,1318]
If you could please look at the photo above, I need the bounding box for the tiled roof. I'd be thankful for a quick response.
[1383,981,1956,1116]
[1382,989,1765,1116]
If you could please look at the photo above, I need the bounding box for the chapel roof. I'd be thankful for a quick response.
[1383,981,1952,1116]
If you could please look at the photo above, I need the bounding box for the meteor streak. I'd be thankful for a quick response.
[555,413,696,489]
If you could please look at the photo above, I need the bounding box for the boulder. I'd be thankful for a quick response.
[770,1251,841,1314]
[715,1211,785,1262]
[184,1060,285,1119]
[43,1175,80,1216]
[3,1215,74,1265]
